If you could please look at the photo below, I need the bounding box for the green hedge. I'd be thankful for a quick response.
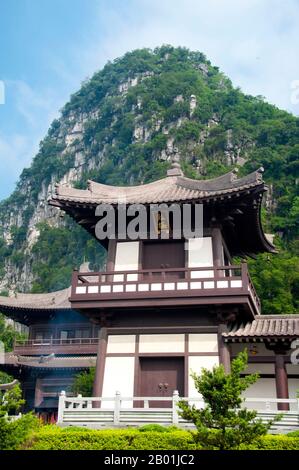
[0,413,40,450]
[240,435,299,450]
[24,427,197,450]
[22,426,299,450]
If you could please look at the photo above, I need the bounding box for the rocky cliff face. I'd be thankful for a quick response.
[0,46,298,300]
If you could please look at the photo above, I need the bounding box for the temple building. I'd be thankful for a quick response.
[1,163,298,419]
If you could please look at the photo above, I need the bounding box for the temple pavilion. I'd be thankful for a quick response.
[0,163,298,420]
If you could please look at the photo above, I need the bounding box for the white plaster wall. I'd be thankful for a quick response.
[102,357,135,408]
[189,333,218,353]
[188,356,219,399]
[188,237,213,278]
[114,241,139,281]
[289,378,299,402]
[139,334,185,353]
[286,363,299,375]
[243,378,277,410]
[243,378,298,411]
[107,335,136,354]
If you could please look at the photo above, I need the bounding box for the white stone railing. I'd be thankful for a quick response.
[57,391,299,427]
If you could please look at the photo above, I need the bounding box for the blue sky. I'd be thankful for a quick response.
[1,0,299,200]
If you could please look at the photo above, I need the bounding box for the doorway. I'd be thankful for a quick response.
[139,357,184,407]
[142,241,185,279]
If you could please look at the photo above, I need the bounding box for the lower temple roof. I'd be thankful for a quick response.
[223,315,299,341]
[0,287,74,324]
[4,353,97,369]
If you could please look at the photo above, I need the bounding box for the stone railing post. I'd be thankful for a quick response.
[77,394,82,409]
[57,390,66,424]
[172,390,179,425]
[114,391,121,425]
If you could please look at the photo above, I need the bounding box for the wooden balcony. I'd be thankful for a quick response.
[13,337,99,356]
[70,263,261,317]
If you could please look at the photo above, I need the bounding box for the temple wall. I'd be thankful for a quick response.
[188,237,214,277]
[139,334,185,353]
[243,378,277,410]
[188,356,219,398]
[189,333,218,352]
[101,332,220,403]
[114,241,139,279]
[107,334,136,353]
[102,356,135,408]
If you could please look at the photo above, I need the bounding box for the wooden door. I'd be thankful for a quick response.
[142,241,185,279]
[139,357,184,407]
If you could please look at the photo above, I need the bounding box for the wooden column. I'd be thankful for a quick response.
[106,239,116,272]
[34,378,43,408]
[93,327,108,397]
[274,353,289,411]
[217,324,231,373]
[211,226,223,278]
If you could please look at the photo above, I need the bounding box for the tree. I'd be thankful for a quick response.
[0,314,27,352]
[71,368,95,396]
[178,351,278,450]
[0,372,24,416]
[0,373,39,450]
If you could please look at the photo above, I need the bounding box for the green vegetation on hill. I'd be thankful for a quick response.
[0,45,298,313]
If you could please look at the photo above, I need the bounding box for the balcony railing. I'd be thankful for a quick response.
[14,337,99,355]
[70,263,261,315]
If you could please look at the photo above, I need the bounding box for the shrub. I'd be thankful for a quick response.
[0,413,40,450]
[138,424,180,433]
[21,426,299,450]
[240,435,299,450]
[24,427,197,450]
[178,351,278,449]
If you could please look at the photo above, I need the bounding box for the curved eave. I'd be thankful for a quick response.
[50,186,276,257]
[0,288,73,325]
[0,305,74,326]
[49,168,265,206]
[223,193,276,257]
[223,315,299,341]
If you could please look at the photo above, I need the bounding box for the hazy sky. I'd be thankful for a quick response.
[1,0,299,200]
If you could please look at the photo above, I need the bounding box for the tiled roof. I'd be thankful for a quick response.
[48,167,276,256]
[223,315,299,340]
[4,353,97,369]
[0,287,71,311]
[50,168,265,205]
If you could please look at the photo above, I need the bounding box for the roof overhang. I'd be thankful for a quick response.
[49,168,276,257]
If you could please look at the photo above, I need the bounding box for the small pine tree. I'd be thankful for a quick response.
[71,368,95,396]
[178,350,278,449]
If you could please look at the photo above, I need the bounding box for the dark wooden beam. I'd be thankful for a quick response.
[93,327,108,399]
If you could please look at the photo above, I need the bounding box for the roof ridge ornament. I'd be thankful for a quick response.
[167,150,184,177]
